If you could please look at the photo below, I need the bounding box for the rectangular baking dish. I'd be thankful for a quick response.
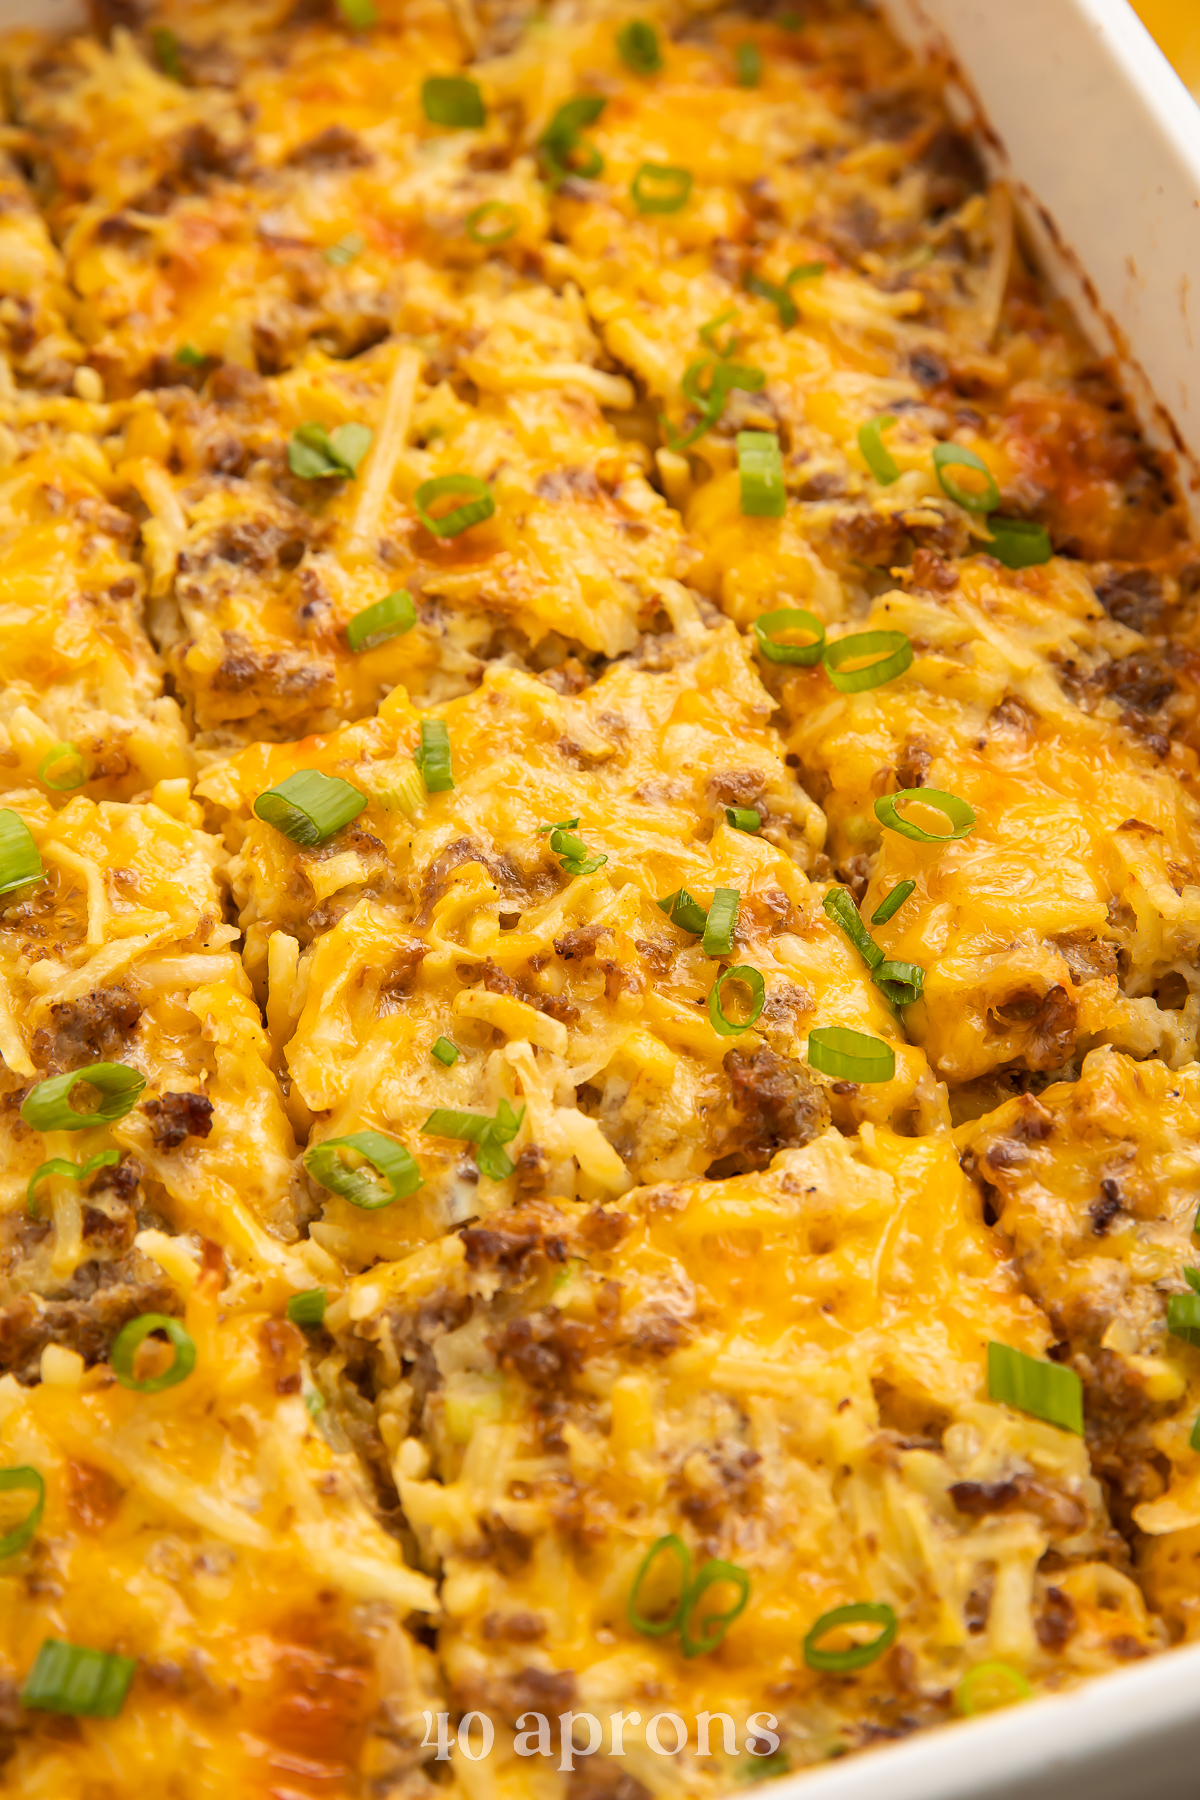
[1,0,1198,1792]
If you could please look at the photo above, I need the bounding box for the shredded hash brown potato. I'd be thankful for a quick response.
[2,0,1200,1792]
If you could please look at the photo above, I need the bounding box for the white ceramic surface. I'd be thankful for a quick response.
[883,0,1200,517]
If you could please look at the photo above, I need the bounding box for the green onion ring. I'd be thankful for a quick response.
[822,630,912,693]
[627,1534,692,1637]
[806,1026,895,1083]
[27,1149,119,1218]
[954,1660,1033,1716]
[701,886,740,958]
[680,1558,751,1656]
[984,516,1052,569]
[932,442,1000,513]
[20,1064,146,1132]
[414,474,495,537]
[617,18,662,75]
[287,1288,327,1329]
[254,769,366,846]
[737,430,786,518]
[987,1341,1084,1434]
[735,40,761,86]
[857,415,900,486]
[873,959,925,1008]
[0,1466,45,1558]
[753,607,825,666]
[346,589,416,652]
[305,1129,423,1210]
[708,965,765,1036]
[38,743,87,791]
[21,1640,136,1718]
[422,75,486,129]
[871,879,914,925]
[804,1602,897,1673]
[631,162,692,214]
[111,1313,196,1394]
[0,809,43,898]
[873,786,974,843]
[465,201,520,246]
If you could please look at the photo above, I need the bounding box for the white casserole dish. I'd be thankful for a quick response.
[1,0,1198,1791]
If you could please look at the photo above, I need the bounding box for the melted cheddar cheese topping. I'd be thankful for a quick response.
[1,0,1200,1794]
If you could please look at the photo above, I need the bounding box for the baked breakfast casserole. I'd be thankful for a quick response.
[2,0,1200,1792]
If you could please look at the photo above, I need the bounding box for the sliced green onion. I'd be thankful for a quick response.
[699,308,739,357]
[779,9,801,27]
[545,820,606,877]
[726,807,761,833]
[325,231,365,267]
[254,769,366,845]
[1191,1411,1200,1452]
[658,887,709,935]
[288,421,373,480]
[423,1100,525,1181]
[346,589,415,652]
[681,1558,751,1656]
[414,473,494,537]
[305,1388,326,1419]
[539,95,606,186]
[631,162,692,214]
[823,887,882,970]
[873,958,925,1008]
[422,76,486,128]
[1167,1291,1200,1346]
[38,742,87,792]
[152,25,183,80]
[933,442,1000,513]
[465,201,520,245]
[806,1026,894,1082]
[0,810,42,899]
[306,1129,422,1210]
[111,1313,196,1394]
[617,19,662,75]
[871,879,915,925]
[23,1641,136,1718]
[753,607,825,666]
[628,1534,692,1637]
[431,1036,460,1066]
[415,719,454,793]
[0,1467,44,1558]
[954,1661,1032,1717]
[736,40,761,85]
[21,1064,145,1133]
[874,787,974,843]
[737,431,785,518]
[27,1149,119,1218]
[985,516,1052,569]
[987,1341,1083,1434]
[744,270,796,330]
[287,1288,327,1329]
[804,1602,896,1673]
[702,887,740,957]
[174,344,206,366]
[858,414,900,486]
[668,358,765,451]
[708,965,765,1036]
[1186,1266,1200,1293]
[786,260,827,286]
[337,0,377,26]
[823,629,912,693]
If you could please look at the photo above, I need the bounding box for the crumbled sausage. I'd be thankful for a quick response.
[707,1046,830,1178]
[142,1091,214,1149]
[30,986,141,1075]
